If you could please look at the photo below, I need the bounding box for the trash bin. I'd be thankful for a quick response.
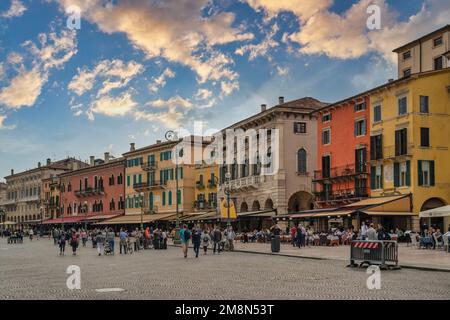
[271,235,280,252]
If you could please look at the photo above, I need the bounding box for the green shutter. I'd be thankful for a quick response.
[160,153,163,161]
[177,190,181,205]
[394,163,400,187]
[162,192,166,206]
[380,165,383,188]
[168,191,172,205]
[370,166,376,189]
[430,161,435,186]
[149,192,153,209]
[418,160,423,186]
[127,175,130,187]
[406,161,411,186]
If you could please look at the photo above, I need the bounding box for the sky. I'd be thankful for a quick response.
[0,0,449,180]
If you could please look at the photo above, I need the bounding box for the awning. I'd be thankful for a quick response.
[182,211,220,222]
[96,213,176,225]
[42,216,85,224]
[312,211,354,218]
[81,214,123,222]
[419,205,450,218]
[238,210,276,218]
[344,194,410,208]
[362,211,415,216]
[1,221,16,225]
[291,210,354,219]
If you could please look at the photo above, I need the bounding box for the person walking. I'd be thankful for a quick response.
[69,230,79,256]
[179,225,190,258]
[80,229,88,247]
[29,228,34,241]
[212,226,222,254]
[162,229,168,249]
[192,228,201,258]
[58,230,66,256]
[96,231,106,256]
[226,226,236,251]
[201,229,211,255]
[119,228,128,254]
[52,228,59,245]
[106,228,115,254]
[290,225,297,247]
[144,227,150,249]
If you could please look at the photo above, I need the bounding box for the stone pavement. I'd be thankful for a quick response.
[228,241,450,271]
[0,237,450,300]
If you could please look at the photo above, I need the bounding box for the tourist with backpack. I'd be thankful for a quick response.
[58,230,67,255]
[179,224,191,258]
[201,229,211,255]
[192,228,201,258]
[69,230,79,256]
[212,226,222,254]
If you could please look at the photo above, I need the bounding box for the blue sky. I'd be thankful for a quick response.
[0,0,449,180]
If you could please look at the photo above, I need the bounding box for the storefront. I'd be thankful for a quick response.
[419,205,450,232]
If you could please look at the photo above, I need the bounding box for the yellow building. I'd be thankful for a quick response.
[41,176,61,220]
[369,68,450,231]
[193,162,218,212]
[122,137,211,220]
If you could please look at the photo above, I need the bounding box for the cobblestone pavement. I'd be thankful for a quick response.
[0,238,449,300]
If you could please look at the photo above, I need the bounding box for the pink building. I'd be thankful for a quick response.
[57,154,125,223]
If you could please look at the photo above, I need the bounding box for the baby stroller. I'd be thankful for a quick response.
[104,240,113,255]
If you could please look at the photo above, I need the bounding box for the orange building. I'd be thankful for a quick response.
[313,95,371,209]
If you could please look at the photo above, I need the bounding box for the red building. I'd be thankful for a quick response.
[313,95,371,209]
[58,154,125,223]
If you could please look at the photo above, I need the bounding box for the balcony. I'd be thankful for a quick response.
[384,144,414,159]
[196,181,205,189]
[75,187,105,197]
[141,161,157,171]
[133,181,167,191]
[313,163,368,182]
[314,187,368,203]
[207,179,217,188]
[229,176,261,191]
[194,201,217,210]
[143,206,159,214]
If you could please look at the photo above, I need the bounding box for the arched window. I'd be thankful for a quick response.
[297,148,307,174]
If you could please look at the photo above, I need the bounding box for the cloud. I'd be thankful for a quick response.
[0,30,77,110]
[147,95,193,109]
[276,66,289,76]
[194,88,213,100]
[134,106,184,130]
[220,81,239,96]
[68,59,144,96]
[1,0,27,18]
[246,0,332,20]
[90,91,138,118]
[235,23,279,61]
[0,115,16,130]
[0,68,46,109]
[148,67,176,93]
[55,0,252,89]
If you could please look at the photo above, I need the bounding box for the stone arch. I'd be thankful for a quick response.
[251,200,261,211]
[240,202,248,213]
[288,191,314,213]
[264,198,274,210]
[420,197,447,211]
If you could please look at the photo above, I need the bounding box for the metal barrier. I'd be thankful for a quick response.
[349,240,400,270]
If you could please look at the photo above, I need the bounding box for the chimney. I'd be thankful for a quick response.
[278,96,284,104]
[104,152,110,163]
[130,143,135,151]
[261,104,267,112]
[72,162,79,171]
[46,158,51,165]
[90,156,95,166]
[10,169,14,175]
[156,140,161,144]
[37,162,41,168]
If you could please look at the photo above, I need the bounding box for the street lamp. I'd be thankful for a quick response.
[224,172,232,227]
[83,201,88,231]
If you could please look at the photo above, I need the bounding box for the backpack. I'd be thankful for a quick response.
[71,234,78,244]
[184,229,191,241]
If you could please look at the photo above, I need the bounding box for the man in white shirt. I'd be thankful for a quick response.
[366,223,378,241]
[360,221,368,240]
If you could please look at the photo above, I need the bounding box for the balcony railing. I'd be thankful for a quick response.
[208,179,217,188]
[314,187,368,202]
[196,181,205,189]
[313,163,368,181]
[141,161,157,171]
[384,144,414,159]
[194,201,217,210]
[133,181,167,191]
[75,187,105,197]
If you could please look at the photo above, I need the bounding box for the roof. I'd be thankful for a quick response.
[393,25,450,52]
[224,97,328,130]
[4,158,88,179]
[58,157,124,178]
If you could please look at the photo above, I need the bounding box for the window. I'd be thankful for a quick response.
[355,148,366,173]
[168,191,172,206]
[297,148,307,174]
[371,165,383,190]
[354,119,366,136]
[403,68,411,77]
[418,160,435,186]
[162,192,166,206]
[322,113,331,122]
[394,161,410,187]
[293,122,307,134]
[402,50,411,60]
[398,96,407,115]
[117,173,123,185]
[433,36,443,47]
[322,129,330,145]
[373,105,381,122]
[127,175,130,187]
[370,135,383,160]
[420,96,429,113]
[420,128,430,147]
[321,155,331,179]
[354,102,366,112]
[395,128,408,156]
[434,56,443,70]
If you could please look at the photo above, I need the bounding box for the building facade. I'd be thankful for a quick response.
[217,97,326,216]
[3,158,88,228]
[58,154,125,221]
[193,162,218,212]
[313,95,371,208]
[394,25,449,78]
[369,68,450,231]
[41,176,61,220]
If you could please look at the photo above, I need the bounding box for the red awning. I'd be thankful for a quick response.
[42,216,85,224]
